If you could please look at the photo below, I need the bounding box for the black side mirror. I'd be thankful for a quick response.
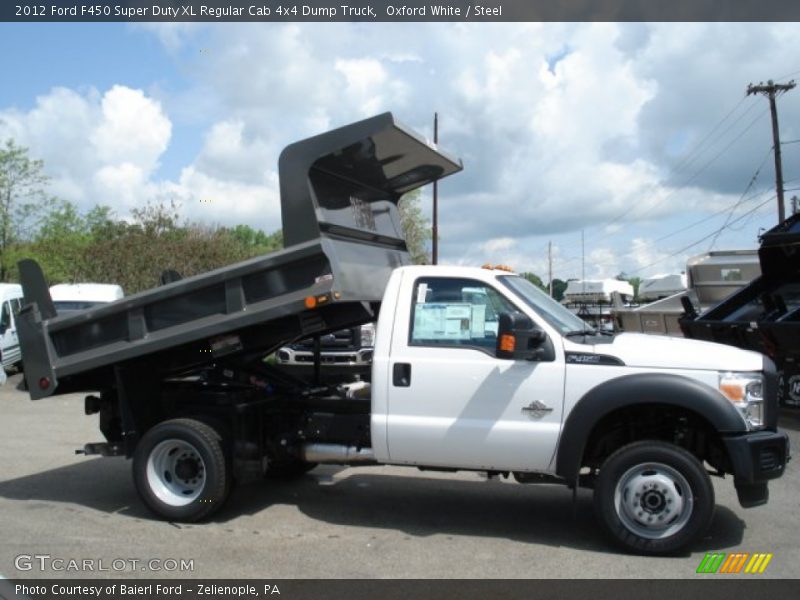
[496,312,548,361]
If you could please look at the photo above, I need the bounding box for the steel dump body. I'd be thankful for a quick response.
[18,113,462,399]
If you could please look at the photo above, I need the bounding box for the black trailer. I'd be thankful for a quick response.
[16,113,462,520]
[680,213,800,407]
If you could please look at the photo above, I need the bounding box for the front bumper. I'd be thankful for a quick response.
[722,430,790,507]
[275,347,373,366]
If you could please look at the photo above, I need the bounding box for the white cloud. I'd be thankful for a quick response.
[4,21,799,281]
[90,85,171,171]
[0,85,171,209]
[0,83,282,229]
[480,237,516,253]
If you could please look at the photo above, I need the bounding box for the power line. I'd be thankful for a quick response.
[652,186,771,245]
[588,107,769,247]
[774,68,800,82]
[584,97,757,243]
[630,195,775,276]
[708,145,774,250]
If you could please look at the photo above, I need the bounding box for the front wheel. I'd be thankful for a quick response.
[594,441,715,555]
[133,418,230,521]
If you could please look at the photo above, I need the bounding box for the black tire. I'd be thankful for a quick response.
[133,418,230,522]
[265,458,318,480]
[594,440,715,555]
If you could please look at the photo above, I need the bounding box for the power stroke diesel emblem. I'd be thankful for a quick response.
[521,400,553,418]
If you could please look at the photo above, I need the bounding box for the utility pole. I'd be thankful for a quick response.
[431,113,439,265]
[581,230,585,292]
[747,79,796,223]
[548,241,553,297]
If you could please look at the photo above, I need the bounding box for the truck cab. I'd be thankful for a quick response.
[368,265,788,553]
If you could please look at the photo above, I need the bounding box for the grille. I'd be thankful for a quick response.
[758,448,781,472]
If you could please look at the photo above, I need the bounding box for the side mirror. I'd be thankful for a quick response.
[496,312,548,361]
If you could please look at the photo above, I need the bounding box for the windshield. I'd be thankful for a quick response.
[499,275,595,335]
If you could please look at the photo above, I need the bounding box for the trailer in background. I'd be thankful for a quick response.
[680,215,800,406]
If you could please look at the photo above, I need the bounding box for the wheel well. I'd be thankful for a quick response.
[581,403,731,477]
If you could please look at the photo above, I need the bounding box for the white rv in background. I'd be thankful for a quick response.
[0,283,24,373]
[49,283,124,313]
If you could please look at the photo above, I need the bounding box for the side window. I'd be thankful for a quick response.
[410,277,518,354]
[11,298,22,324]
[0,302,9,332]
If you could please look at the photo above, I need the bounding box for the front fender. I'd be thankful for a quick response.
[555,372,745,482]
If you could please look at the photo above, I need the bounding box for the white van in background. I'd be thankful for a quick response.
[1,283,24,373]
[49,283,124,314]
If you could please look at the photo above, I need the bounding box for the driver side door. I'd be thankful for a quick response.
[385,276,566,472]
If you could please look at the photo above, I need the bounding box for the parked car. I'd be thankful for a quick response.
[49,283,124,313]
[0,283,24,373]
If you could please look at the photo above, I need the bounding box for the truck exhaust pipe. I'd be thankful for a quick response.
[300,443,376,465]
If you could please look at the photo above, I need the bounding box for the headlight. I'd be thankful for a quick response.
[360,323,375,347]
[718,372,764,430]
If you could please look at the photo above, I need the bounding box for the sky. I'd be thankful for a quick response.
[1,21,799,282]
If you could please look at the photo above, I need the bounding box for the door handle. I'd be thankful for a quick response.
[393,363,411,387]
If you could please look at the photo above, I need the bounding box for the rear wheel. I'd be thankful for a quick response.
[133,418,230,521]
[594,441,714,555]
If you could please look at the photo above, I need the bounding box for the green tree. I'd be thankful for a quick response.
[551,278,568,301]
[616,272,642,300]
[223,224,283,254]
[11,200,116,284]
[76,199,286,293]
[0,140,48,281]
[398,190,431,264]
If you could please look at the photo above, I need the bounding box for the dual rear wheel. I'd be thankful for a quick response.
[132,419,230,522]
[132,418,317,521]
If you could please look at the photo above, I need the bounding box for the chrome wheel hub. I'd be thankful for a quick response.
[146,439,206,507]
[614,462,693,540]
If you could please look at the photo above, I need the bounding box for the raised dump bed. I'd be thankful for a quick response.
[17,113,462,400]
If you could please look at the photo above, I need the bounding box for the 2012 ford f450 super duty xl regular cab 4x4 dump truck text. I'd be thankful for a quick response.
[15,113,789,555]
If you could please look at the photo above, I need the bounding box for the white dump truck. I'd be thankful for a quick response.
[15,114,788,555]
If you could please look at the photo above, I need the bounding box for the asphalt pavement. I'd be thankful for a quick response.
[1,372,798,579]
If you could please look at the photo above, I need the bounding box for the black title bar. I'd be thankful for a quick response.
[3,0,800,22]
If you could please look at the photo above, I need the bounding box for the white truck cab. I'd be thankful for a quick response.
[0,283,24,373]
[367,265,786,553]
